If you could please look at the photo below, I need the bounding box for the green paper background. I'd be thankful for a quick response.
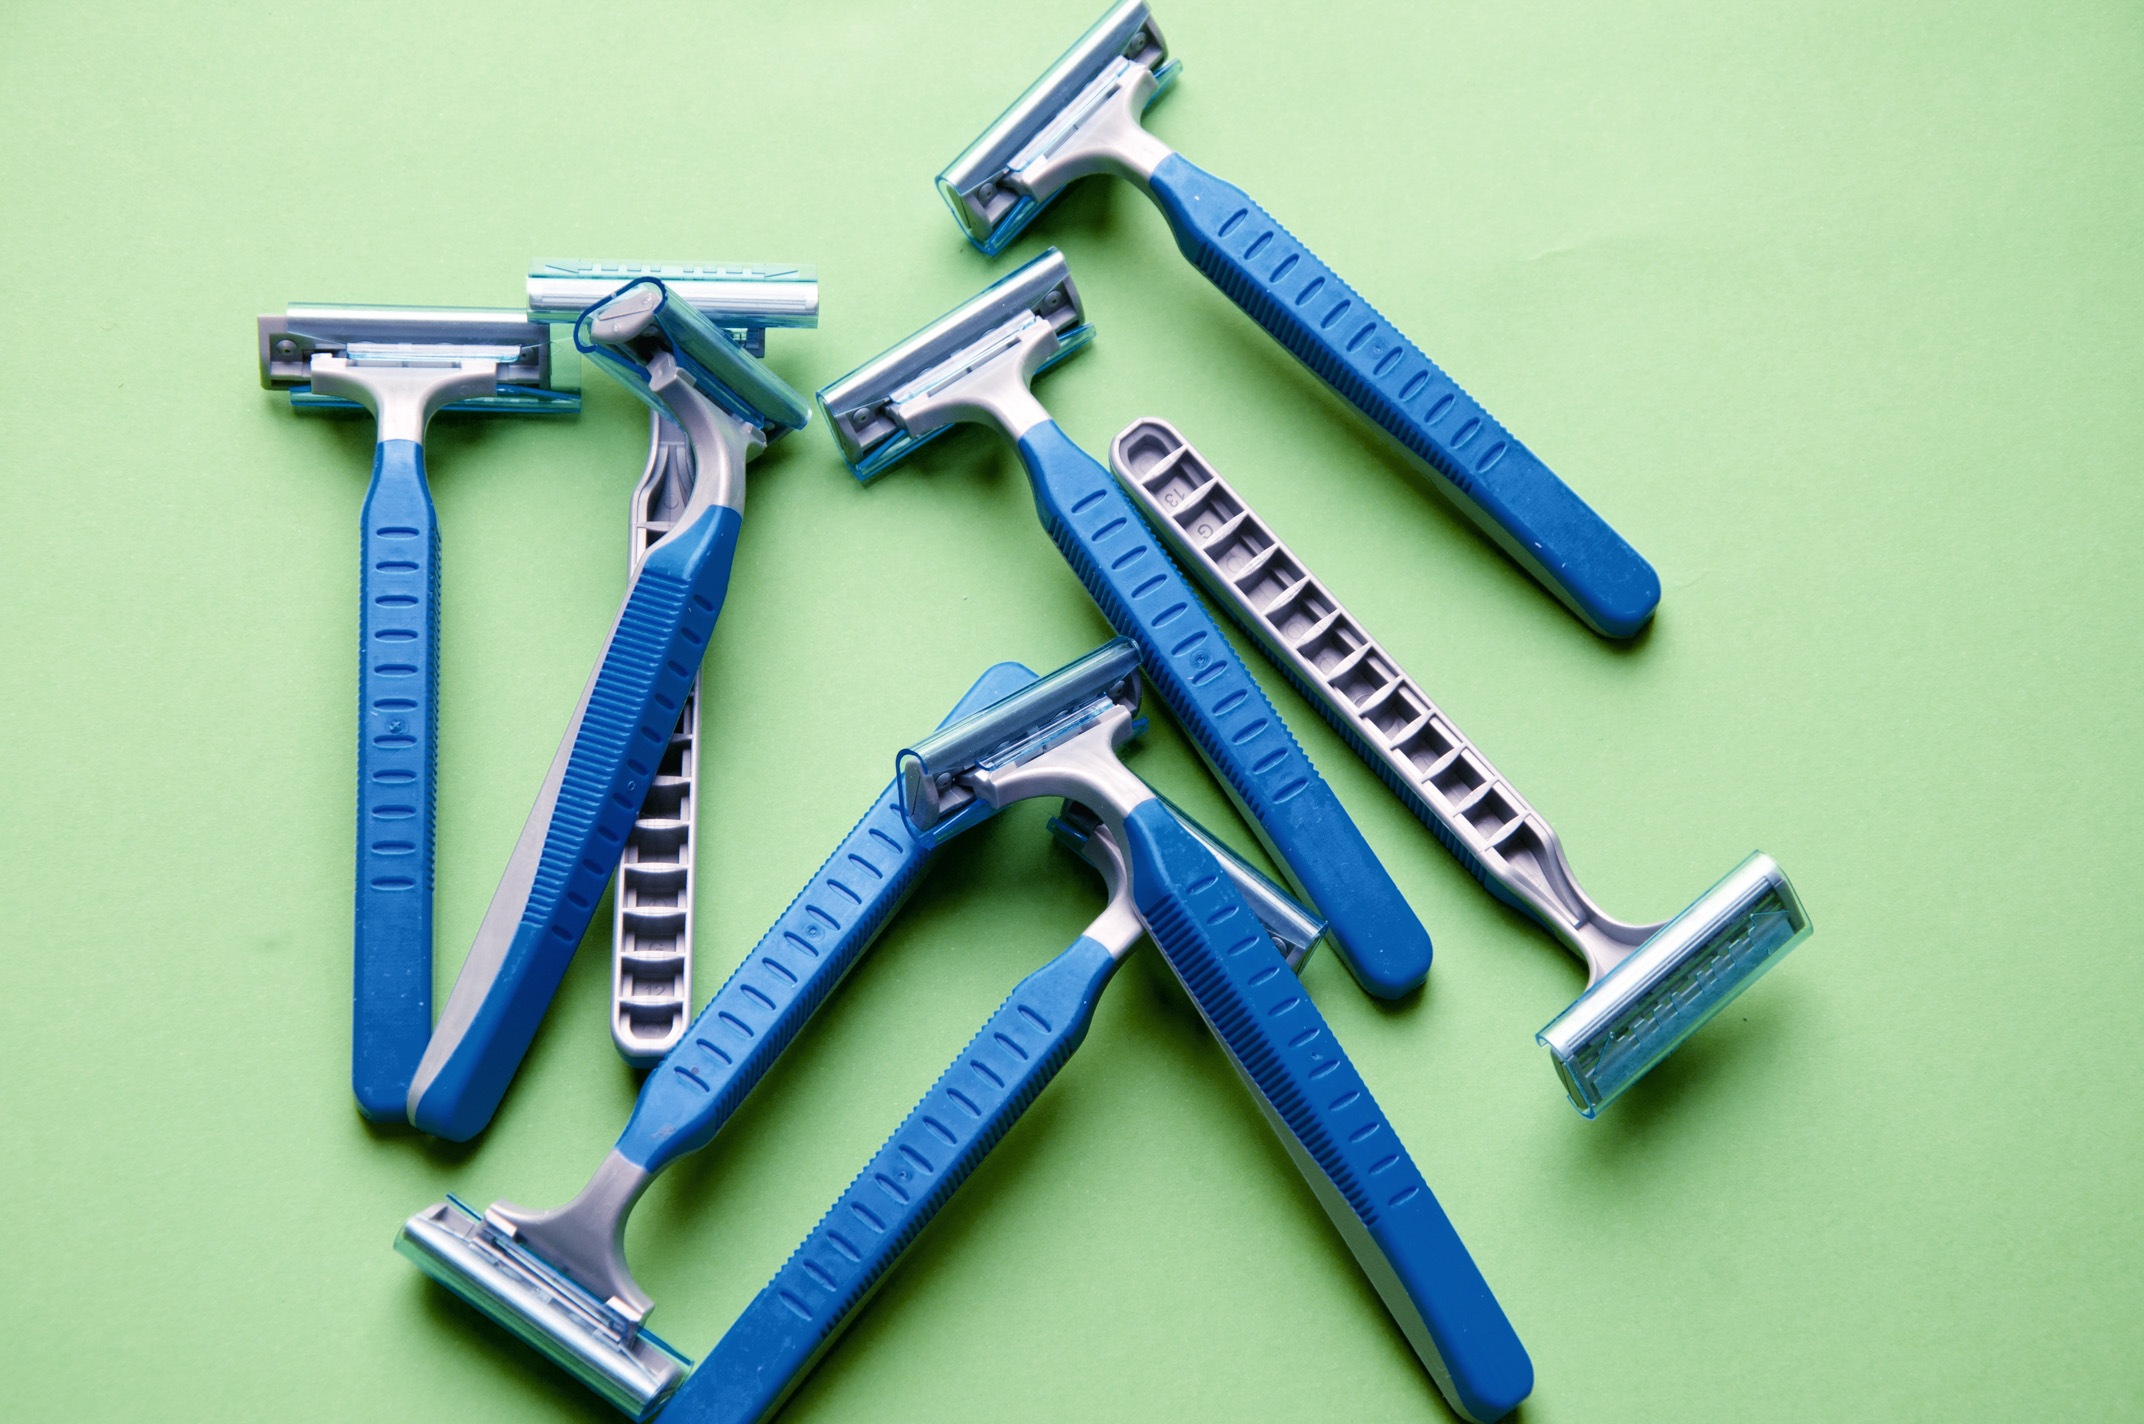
[2,0,2138,1419]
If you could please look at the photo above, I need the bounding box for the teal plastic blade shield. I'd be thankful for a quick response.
[527,260,818,359]
[1108,417,1814,1116]
[933,0,1661,640]
[257,302,580,1121]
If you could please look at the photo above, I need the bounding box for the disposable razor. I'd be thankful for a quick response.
[817,248,1435,1000]
[1111,418,1814,1116]
[936,0,1660,639]
[672,640,1530,1424]
[404,279,811,1141]
[398,660,1320,1419]
[529,261,821,1066]
[258,302,580,1120]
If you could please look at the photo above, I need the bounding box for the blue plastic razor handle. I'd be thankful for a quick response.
[353,439,438,1119]
[1117,799,1532,1423]
[1015,422,1432,999]
[408,503,743,1140]
[613,661,1040,1175]
[1144,157,1659,639]
[662,936,1122,1424]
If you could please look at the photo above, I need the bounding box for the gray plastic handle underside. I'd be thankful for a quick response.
[612,411,704,1065]
[1108,418,1661,982]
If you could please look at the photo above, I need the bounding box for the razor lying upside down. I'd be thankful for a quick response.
[1109,419,1814,1116]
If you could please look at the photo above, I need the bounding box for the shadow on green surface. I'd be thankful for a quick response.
[407,1267,622,1424]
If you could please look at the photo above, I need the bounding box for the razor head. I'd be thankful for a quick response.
[259,305,581,415]
[1538,853,1812,1117]
[576,278,811,443]
[937,0,1179,254]
[528,260,817,358]
[1048,799,1327,971]
[816,248,1092,481]
[397,1197,689,1420]
[899,637,1141,837]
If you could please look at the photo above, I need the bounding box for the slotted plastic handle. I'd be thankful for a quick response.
[1146,152,1659,640]
[408,504,742,1141]
[615,660,1040,1176]
[353,438,438,1119]
[1015,422,1431,999]
[1119,798,1533,1424]
[662,936,1121,1424]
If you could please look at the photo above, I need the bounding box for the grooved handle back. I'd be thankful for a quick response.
[1121,799,1532,1423]
[662,937,1120,1424]
[353,439,437,1119]
[1015,423,1431,998]
[1147,153,1659,640]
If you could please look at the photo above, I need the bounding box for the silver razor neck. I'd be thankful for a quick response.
[889,312,1061,444]
[306,354,500,443]
[647,352,755,517]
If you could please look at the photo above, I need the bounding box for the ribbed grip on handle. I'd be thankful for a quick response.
[1015,423,1431,999]
[618,658,1039,1172]
[1146,152,1659,640]
[353,438,438,1119]
[408,505,742,1142]
[661,937,1121,1424]
[1120,799,1532,1423]
[616,783,927,1174]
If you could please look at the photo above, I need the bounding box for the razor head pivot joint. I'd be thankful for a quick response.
[397,1193,689,1420]
[258,304,582,438]
[817,249,1093,481]
[939,0,1181,254]
[577,278,811,451]
[899,637,1142,838]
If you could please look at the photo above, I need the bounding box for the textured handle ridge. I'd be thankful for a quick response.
[661,937,1121,1424]
[618,783,931,1174]
[1146,153,1659,640]
[410,506,743,1141]
[1015,424,1431,999]
[1121,799,1533,1423]
[353,439,439,1119]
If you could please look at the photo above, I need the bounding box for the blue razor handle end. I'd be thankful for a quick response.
[1119,799,1531,1423]
[409,505,743,1141]
[616,659,1042,1175]
[1015,422,1432,998]
[661,936,1121,1424]
[354,438,438,1119]
[1146,153,1659,640]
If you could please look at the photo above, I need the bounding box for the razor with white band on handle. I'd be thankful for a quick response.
[667,640,1532,1424]
[937,0,1659,639]
[1111,417,1813,1116]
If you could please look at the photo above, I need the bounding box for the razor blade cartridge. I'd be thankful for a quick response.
[899,637,1141,835]
[528,261,817,358]
[398,1196,689,1419]
[259,304,580,415]
[817,249,1091,480]
[1539,855,1810,1116]
[938,0,1178,254]
[576,278,811,442]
